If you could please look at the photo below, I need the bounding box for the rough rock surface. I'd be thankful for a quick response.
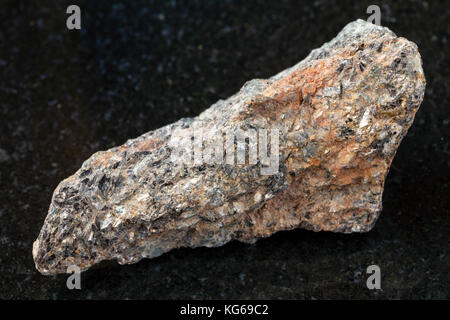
[33,19,425,275]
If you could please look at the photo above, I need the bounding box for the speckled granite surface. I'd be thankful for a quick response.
[0,0,448,299]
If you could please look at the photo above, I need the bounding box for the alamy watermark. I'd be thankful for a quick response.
[366,265,381,290]
[66,5,81,30]
[66,5,382,31]
[66,264,81,289]
[367,5,381,26]
[168,127,280,175]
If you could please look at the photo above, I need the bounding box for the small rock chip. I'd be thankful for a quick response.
[33,20,425,275]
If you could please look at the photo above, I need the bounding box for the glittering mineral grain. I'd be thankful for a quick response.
[33,20,425,275]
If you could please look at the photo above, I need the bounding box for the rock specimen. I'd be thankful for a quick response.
[33,19,425,275]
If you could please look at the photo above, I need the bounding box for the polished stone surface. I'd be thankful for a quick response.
[0,0,448,299]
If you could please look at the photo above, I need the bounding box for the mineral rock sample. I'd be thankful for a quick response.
[33,19,425,275]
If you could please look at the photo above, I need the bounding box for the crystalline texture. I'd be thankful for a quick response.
[33,20,426,275]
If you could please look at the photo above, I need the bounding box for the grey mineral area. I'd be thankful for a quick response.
[33,19,425,275]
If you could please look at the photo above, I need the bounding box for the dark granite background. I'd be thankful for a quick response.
[0,0,448,299]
